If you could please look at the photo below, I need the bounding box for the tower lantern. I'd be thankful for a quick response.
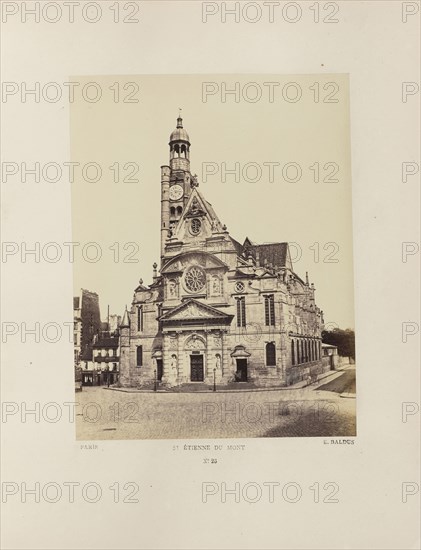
[169,114,191,171]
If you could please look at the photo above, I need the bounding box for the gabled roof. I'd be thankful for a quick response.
[170,187,230,245]
[161,250,228,274]
[224,238,290,269]
[250,242,289,268]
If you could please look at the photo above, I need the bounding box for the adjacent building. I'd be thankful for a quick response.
[119,116,328,388]
[91,329,120,386]
[73,289,102,364]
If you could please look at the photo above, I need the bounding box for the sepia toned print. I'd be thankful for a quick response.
[72,75,355,440]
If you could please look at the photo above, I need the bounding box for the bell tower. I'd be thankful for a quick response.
[161,114,197,261]
[169,113,190,173]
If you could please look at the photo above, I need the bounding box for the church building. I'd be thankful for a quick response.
[118,116,327,388]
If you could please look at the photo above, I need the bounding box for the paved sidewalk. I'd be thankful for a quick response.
[317,367,356,395]
[106,367,349,394]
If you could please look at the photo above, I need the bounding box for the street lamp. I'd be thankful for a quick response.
[213,368,216,392]
[154,369,157,392]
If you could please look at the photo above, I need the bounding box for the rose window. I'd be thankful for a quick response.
[185,266,206,293]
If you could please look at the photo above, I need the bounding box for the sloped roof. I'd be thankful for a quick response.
[93,336,119,349]
[227,238,289,269]
[250,242,289,268]
[230,237,244,256]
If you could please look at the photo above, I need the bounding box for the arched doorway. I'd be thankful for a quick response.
[184,334,206,382]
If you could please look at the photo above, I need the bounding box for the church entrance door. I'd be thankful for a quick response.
[236,359,248,382]
[190,354,204,382]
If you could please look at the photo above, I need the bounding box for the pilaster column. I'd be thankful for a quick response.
[204,329,211,382]
[221,329,230,380]
[177,330,185,383]
[161,334,170,384]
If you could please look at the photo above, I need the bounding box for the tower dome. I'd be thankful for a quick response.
[169,116,190,144]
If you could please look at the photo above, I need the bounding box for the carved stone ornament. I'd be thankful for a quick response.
[185,334,205,350]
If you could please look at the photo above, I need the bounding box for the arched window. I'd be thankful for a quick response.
[177,206,183,215]
[170,207,175,216]
[266,342,276,366]
[291,340,295,366]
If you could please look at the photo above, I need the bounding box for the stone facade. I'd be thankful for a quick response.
[73,289,101,364]
[119,117,326,388]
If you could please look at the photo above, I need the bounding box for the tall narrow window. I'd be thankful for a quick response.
[264,295,275,326]
[236,297,246,327]
[136,345,143,367]
[157,304,162,331]
[296,340,300,364]
[301,340,304,363]
[291,340,295,366]
[266,342,276,366]
[137,306,143,332]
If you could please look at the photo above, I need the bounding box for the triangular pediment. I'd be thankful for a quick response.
[160,299,233,323]
[161,251,228,274]
[170,188,224,243]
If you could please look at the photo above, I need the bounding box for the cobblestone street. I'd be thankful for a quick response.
[75,378,356,440]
